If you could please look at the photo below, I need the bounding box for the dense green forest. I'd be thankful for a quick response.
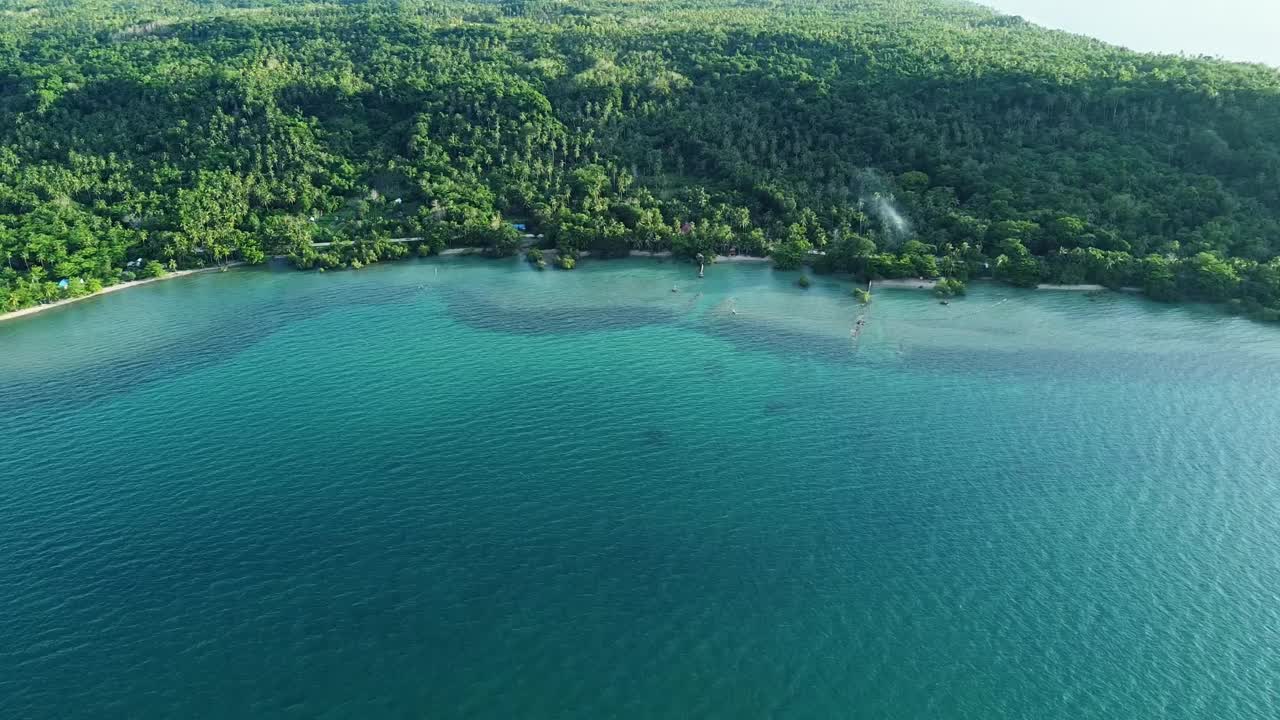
[2,0,1280,319]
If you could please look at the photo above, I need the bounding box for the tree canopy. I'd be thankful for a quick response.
[2,0,1280,319]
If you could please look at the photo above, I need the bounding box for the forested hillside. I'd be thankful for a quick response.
[3,0,1280,318]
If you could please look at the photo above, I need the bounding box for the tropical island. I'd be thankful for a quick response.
[2,0,1279,321]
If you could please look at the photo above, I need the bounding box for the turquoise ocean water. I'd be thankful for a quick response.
[2,257,1278,719]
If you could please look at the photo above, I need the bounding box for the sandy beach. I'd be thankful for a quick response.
[433,247,768,263]
[519,249,768,263]
[1035,283,1107,291]
[872,278,938,290]
[0,263,245,324]
[872,278,1123,293]
[713,254,770,263]
[5,252,1129,327]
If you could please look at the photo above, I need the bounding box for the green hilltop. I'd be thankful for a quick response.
[2,0,1279,317]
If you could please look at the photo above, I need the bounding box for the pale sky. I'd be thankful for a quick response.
[985,0,1280,68]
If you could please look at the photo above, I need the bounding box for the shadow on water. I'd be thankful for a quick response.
[0,281,681,420]
[690,310,1276,387]
[904,317,1024,337]
[700,359,728,379]
[438,287,680,336]
[6,276,1276,422]
[0,282,423,419]
[763,399,797,417]
[695,313,863,367]
[640,428,671,446]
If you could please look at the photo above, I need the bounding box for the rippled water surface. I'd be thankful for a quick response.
[2,258,1279,719]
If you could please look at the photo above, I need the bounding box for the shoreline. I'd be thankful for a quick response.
[1035,283,1107,292]
[3,252,1146,327]
[872,278,938,290]
[0,262,245,324]
[873,278,1134,293]
[279,247,771,262]
[534,249,770,263]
